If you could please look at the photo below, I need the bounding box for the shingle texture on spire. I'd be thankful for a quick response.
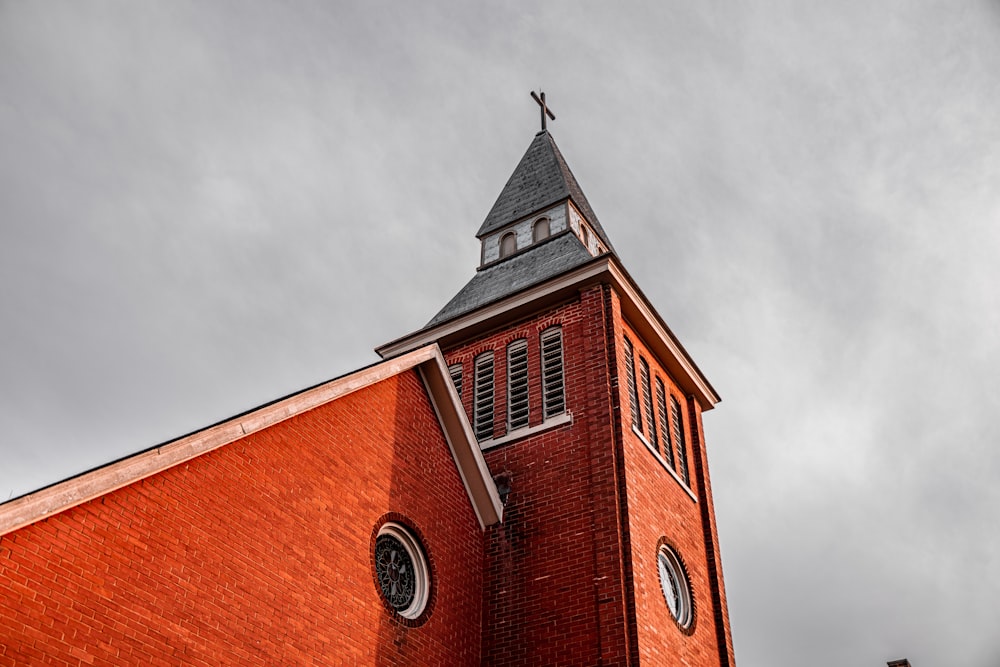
[426,232,595,328]
[477,131,615,253]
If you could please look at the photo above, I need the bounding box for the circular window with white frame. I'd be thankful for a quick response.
[372,519,432,623]
[656,540,694,632]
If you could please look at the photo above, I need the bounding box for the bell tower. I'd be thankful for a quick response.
[377,96,734,666]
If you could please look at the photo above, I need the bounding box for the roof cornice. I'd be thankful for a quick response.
[377,257,720,410]
[607,260,721,408]
[0,345,503,536]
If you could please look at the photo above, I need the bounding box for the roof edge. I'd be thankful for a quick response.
[0,345,502,537]
[417,355,504,529]
[377,253,608,356]
[376,257,720,409]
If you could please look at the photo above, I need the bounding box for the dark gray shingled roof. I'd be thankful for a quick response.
[476,131,616,254]
[426,232,596,328]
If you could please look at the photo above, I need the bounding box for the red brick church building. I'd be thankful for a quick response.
[0,117,735,665]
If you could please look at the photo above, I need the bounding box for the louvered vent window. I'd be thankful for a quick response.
[474,352,495,441]
[656,378,674,468]
[449,363,463,397]
[624,337,641,431]
[640,358,658,452]
[671,396,690,485]
[541,327,565,418]
[507,340,530,430]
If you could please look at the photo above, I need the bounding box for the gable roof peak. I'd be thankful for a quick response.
[476,131,615,254]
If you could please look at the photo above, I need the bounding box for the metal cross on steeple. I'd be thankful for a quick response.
[530,90,556,132]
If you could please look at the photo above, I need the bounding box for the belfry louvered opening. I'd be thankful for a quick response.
[640,357,658,452]
[507,340,529,430]
[670,396,689,485]
[474,352,495,441]
[540,327,565,418]
[449,363,463,397]
[624,337,641,431]
[656,378,674,468]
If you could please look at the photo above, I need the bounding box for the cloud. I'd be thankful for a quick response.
[2,1,1000,664]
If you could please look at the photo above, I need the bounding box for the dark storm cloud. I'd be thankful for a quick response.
[2,2,999,665]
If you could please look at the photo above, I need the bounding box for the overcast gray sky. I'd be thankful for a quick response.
[3,2,999,665]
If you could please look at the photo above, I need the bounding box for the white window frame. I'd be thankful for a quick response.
[656,377,674,469]
[474,352,495,441]
[540,326,565,419]
[671,395,690,486]
[624,337,641,431]
[449,362,463,398]
[375,522,431,621]
[640,357,658,452]
[507,339,530,431]
[499,232,517,258]
[657,543,693,629]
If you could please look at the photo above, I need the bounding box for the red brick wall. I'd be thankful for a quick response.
[614,304,734,667]
[0,370,484,666]
[444,286,634,666]
[443,280,734,666]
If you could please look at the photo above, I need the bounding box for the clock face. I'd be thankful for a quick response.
[658,552,680,617]
[657,545,692,629]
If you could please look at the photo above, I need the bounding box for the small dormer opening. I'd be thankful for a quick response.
[581,225,591,250]
[500,232,517,258]
[532,217,551,243]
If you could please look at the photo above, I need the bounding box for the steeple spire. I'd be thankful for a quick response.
[476,131,615,254]
[417,130,619,330]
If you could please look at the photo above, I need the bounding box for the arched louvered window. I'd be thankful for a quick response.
[624,337,641,431]
[507,340,529,430]
[533,217,551,243]
[540,327,565,418]
[656,378,674,468]
[640,357,658,452]
[448,363,463,397]
[670,396,690,485]
[474,352,495,441]
[500,232,517,258]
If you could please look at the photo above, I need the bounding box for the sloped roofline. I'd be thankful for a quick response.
[376,255,721,410]
[0,345,503,537]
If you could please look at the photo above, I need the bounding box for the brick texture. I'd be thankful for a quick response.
[444,283,734,666]
[447,286,632,666]
[0,371,484,665]
[612,293,734,666]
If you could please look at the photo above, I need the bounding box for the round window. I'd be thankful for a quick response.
[373,522,430,620]
[657,544,693,629]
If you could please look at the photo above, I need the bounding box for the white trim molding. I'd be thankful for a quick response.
[479,412,573,450]
[632,424,698,503]
[376,255,720,411]
[0,345,503,537]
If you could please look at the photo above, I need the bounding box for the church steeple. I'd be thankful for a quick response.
[477,130,615,261]
[377,110,731,667]
[418,129,618,330]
